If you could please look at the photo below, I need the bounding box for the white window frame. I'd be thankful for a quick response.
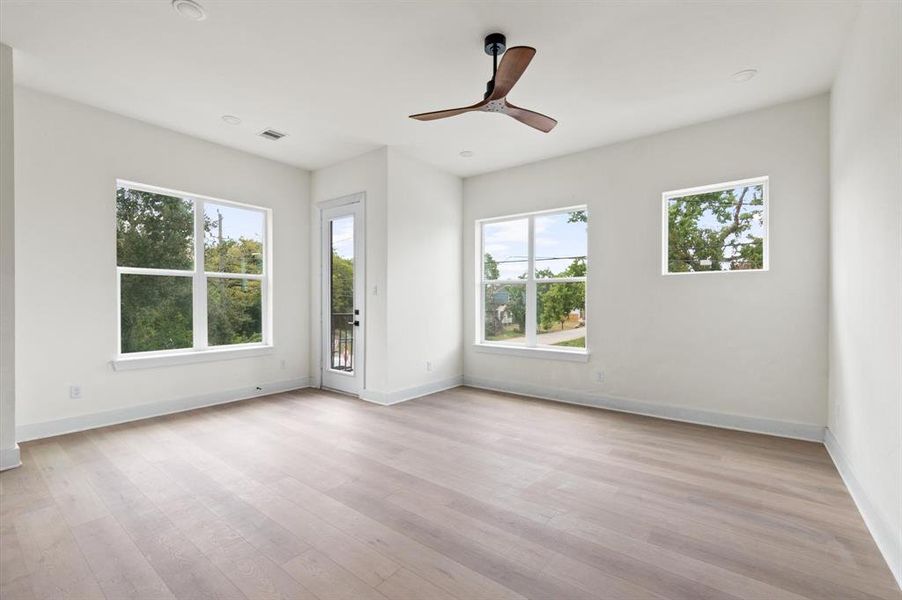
[113,180,273,370]
[661,176,769,276]
[475,205,589,362]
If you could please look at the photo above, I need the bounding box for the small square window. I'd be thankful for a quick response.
[663,177,768,274]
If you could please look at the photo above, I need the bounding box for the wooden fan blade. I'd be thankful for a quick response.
[504,101,558,133]
[488,46,536,100]
[409,101,485,121]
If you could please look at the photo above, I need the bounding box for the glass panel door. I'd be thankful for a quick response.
[329,215,355,373]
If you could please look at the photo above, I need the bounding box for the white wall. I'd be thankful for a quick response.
[463,95,829,438]
[827,0,902,586]
[310,148,390,392]
[14,88,311,436]
[385,149,462,393]
[310,148,463,401]
[0,44,17,469]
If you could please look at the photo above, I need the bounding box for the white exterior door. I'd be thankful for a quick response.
[321,198,365,395]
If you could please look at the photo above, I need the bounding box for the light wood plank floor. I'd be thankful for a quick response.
[1,386,899,600]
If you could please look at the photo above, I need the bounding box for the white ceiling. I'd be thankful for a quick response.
[1,1,859,177]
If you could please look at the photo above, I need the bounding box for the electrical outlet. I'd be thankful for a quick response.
[69,385,82,399]
[426,361,432,372]
[595,370,605,384]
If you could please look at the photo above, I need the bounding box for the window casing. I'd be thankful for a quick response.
[662,176,769,274]
[477,207,588,354]
[116,180,271,359]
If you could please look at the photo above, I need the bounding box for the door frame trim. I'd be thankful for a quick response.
[319,192,366,396]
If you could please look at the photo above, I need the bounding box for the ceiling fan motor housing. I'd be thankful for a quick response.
[484,33,507,56]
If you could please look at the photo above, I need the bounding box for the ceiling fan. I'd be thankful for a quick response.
[409,33,558,133]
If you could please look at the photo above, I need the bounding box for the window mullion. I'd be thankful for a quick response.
[202,271,264,280]
[117,266,194,277]
[193,199,208,350]
[526,216,537,347]
[478,278,485,344]
[478,222,486,343]
[262,210,271,346]
[535,276,586,284]
[116,271,122,355]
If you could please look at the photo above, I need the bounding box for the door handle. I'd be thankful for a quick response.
[353,320,360,327]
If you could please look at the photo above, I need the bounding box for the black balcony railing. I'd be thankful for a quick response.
[330,312,354,371]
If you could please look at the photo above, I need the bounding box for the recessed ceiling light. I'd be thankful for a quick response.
[459,150,474,158]
[172,0,206,21]
[731,69,758,83]
[221,115,241,125]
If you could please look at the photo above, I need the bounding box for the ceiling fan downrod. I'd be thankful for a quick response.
[484,32,507,99]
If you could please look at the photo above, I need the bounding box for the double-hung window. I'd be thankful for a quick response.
[116,180,270,361]
[478,207,588,355]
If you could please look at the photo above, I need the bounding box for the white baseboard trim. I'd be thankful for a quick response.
[463,376,825,442]
[824,428,902,589]
[359,376,464,406]
[16,377,311,442]
[0,444,21,471]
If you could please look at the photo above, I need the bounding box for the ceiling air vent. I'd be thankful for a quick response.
[259,129,287,141]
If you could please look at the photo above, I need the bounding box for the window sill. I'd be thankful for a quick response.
[472,343,589,362]
[112,344,274,371]
[662,267,769,276]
